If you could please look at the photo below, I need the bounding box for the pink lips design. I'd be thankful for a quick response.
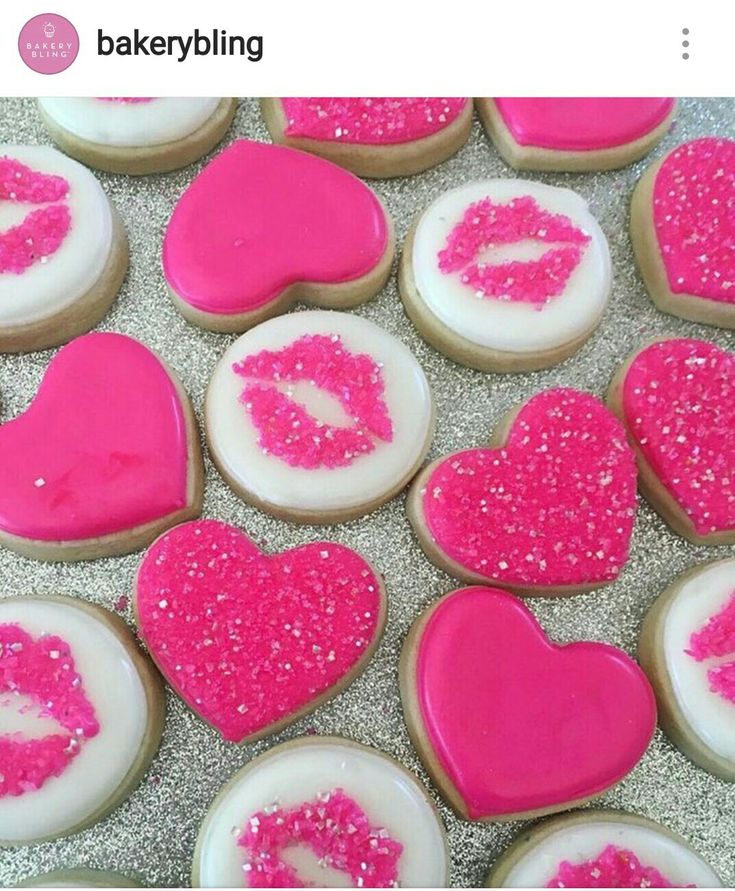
[233,334,393,470]
[687,590,735,705]
[438,195,591,306]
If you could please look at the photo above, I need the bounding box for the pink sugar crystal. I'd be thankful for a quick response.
[547,844,692,888]
[98,97,154,103]
[0,157,69,203]
[238,788,403,888]
[687,590,735,704]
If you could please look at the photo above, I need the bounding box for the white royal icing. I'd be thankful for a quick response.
[37,98,222,147]
[0,145,113,328]
[411,180,611,354]
[0,598,150,843]
[206,310,434,515]
[194,739,448,887]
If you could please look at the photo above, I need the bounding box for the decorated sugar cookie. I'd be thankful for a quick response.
[17,868,140,888]
[163,140,394,333]
[0,146,127,352]
[261,97,473,178]
[400,587,656,821]
[631,137,735,328]
[0,332,203,561]
[206,311,434,522]
[37,97,236,175]
[192,737,449,887]
[639,558,735,780]
[0,596,164,845]
[400,180,612,371]
[135,519,386,743]
[408,387,637,595]
[478,98,676,171]
[608,337,735,545]
[486,809,721,886]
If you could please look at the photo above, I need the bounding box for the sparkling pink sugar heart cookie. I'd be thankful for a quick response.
[408,387,637,595]
[163,139,394,333]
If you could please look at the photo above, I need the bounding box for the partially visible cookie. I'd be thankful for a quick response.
[17,868,140,888]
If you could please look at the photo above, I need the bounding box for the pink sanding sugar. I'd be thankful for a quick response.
[547,844,692,888]
[97,97,154,103]
[687,590,735,704]
[0,157,69,203]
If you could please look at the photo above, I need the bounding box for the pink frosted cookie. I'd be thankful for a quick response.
[0,145,127,352]
[37,97,236,175]
[205,310,434,522]
[400,587,656,821]
[486,809,720,886]
[608,337,735,545]
[192,736,449,887]
[408,387,637,595]
[0,332,203,561]
[477,98,676,171]
[135,519,386,743]
[400,180,612,371]
[0,595,163,845]
[261,97,472,178]
[163,140,394,333]
[631,137,735,329]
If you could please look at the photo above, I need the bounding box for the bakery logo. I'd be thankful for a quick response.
[18,13,80,75]
[97,28,264,62]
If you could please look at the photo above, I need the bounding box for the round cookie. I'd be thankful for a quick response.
[400,586,656,822]
[206,310,434,523]
[0,145,127,352]
[608,337,735,545]
[192,736,449,887]
[37,97,236,175]
[631,137,735,328]
[486,809,721,887]
[639,558,735,781]
[17,868,140,888]
[163,139,394,333]
[0,596,164,845]
[477,98,676,172]
[400,179,612,371]
[261,97,473,178]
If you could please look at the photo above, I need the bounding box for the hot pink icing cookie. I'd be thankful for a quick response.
[0,332,203,561]
[408,387,637,595]
[163,140,393,332]
[135,519,386,743]
[400,587,656,821]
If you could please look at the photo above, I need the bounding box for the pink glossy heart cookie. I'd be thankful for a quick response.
[262,97,472,178]
[163,139,394,332]
[631,137,735,328]
[0,332,203,561]
[609,338,735,544]
[408,387,637,595]
[135,519,387,743]
[477,98,676,171]
[400,587,656,821]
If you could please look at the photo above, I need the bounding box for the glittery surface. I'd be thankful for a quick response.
[688,590,735,703]
[0,97,733,888]
[546,845,687,889]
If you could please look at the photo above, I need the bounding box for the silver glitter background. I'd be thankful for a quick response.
[0,98,734,889]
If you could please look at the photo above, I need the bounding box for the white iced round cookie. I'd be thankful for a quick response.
[193,737,449,888]
[0,596,163,844]
[487,810,721,887]
[205,310,434,522]
[17,868,140,888]
[402,179,611,370]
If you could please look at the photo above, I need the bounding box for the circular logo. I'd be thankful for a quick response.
[18,13,79,74]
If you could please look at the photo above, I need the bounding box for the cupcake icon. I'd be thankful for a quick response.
[43,21,56,39]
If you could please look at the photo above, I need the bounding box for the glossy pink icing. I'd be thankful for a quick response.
[422,388,637,588]
[0,623,99,798]
[687,590,735,704]
[494,98,675,151]
[281,98,468,145]
[0,332,189,541]
[414,586,656,819]
[135,519,382,742]
[652,137,735,303]
[238,788,403,888]
[547,845,689,888]
[234,333,393,469]
[621,338,735,537]
[162,139,389,315]
[438,195,590,305]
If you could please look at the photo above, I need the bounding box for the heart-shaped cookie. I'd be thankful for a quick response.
[162,139,393,332]
[400,586,656,821]
[609,337,735,545]
[0,332,202,561]
[408,387,637,595]
[135,519,386,743]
